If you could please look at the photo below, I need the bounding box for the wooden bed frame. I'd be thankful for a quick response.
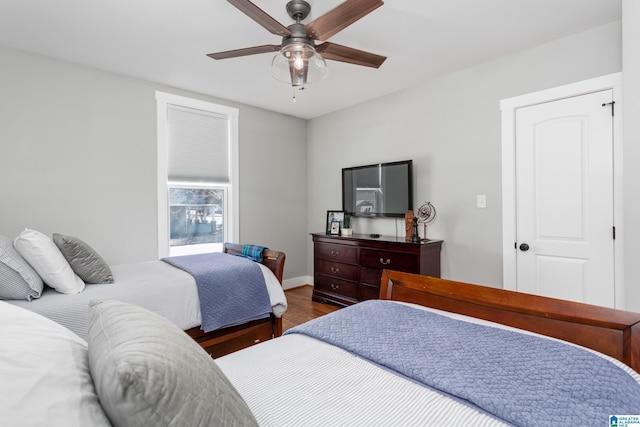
[185,243,286,358]
[380,270,640,373]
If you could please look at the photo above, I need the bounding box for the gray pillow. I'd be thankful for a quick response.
[88,299,259,427]
[53,233,113,284]
[0,235,43,300]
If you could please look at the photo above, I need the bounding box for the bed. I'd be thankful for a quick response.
[3,269,640,427]
[187,242,287,357]
[216,270,640,426]
[5,241,287,358]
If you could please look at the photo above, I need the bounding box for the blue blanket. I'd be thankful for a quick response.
[162,253,271,332]
[236,244,267,263]
[286,300,640,426]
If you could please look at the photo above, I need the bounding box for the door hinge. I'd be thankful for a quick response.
[613,226,616,240]
[602,101,615,116]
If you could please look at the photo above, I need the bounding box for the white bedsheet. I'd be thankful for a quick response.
[7,260,287,341]
[217,333,508,427]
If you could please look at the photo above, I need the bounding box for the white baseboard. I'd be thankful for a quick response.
[282,275,313,290]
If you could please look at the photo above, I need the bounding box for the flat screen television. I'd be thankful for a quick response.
[342,160,413,218]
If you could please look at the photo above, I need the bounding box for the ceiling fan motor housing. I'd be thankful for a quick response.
[282,22,315,49]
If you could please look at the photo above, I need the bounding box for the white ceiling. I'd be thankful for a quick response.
[0,0,621,119]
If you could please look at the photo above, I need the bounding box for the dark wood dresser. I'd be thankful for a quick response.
[312,233,443,306]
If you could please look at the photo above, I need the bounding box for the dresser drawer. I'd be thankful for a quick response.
[315,275,358,300]
[315,243,357,264]
[316,259,358,281]
[359,249,417,272]
[360,267,383,287]
[359,283,380,301]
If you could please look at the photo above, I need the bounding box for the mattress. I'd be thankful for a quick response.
[7,260,287,341]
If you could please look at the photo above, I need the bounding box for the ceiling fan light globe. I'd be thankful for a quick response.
[271,43,328,87]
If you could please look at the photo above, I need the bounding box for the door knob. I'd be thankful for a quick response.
[519,243,530,251]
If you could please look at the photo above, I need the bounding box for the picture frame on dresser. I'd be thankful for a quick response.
[330,221,341,235]
[326,210,345,234]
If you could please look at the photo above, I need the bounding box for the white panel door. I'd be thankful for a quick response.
[515,90,615,307]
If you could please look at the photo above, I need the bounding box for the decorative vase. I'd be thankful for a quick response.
[405,210,414,241]
[342,214,352,236]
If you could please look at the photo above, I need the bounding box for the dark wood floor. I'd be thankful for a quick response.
[282,285,342,331]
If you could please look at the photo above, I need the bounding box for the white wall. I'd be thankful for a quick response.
[307,21,622,287]
[0,45,309,280]
[1,18,635,298]
[622,0,640,311]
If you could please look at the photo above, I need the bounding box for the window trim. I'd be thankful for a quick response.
[156,91,239,258]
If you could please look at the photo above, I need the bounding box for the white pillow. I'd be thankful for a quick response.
[0,301,110,426]
[0,235,44,300]
[14,229,85,294]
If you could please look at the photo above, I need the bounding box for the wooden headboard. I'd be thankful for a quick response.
[380,270,640,373]
[223,242,286,285]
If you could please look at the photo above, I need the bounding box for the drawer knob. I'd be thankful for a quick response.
[254,339,261,344]
[330,250,340,256]
[330,283,339,291]
[330,266,340,274]
[379,258,391,265]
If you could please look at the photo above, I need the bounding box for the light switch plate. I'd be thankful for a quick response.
[477,195,487,208]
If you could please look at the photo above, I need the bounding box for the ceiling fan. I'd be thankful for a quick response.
[207,0,386,91]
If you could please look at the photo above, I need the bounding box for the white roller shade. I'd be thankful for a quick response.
[167,104,230,183]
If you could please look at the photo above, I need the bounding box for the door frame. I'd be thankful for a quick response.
[500,73,624,307]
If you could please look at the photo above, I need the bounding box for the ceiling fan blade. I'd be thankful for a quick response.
[306,0,383,41]
[316,42,386,68]
[207,44,281,60]
[227,0,292,36]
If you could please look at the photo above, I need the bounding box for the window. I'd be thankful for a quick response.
[156,92,239,257]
